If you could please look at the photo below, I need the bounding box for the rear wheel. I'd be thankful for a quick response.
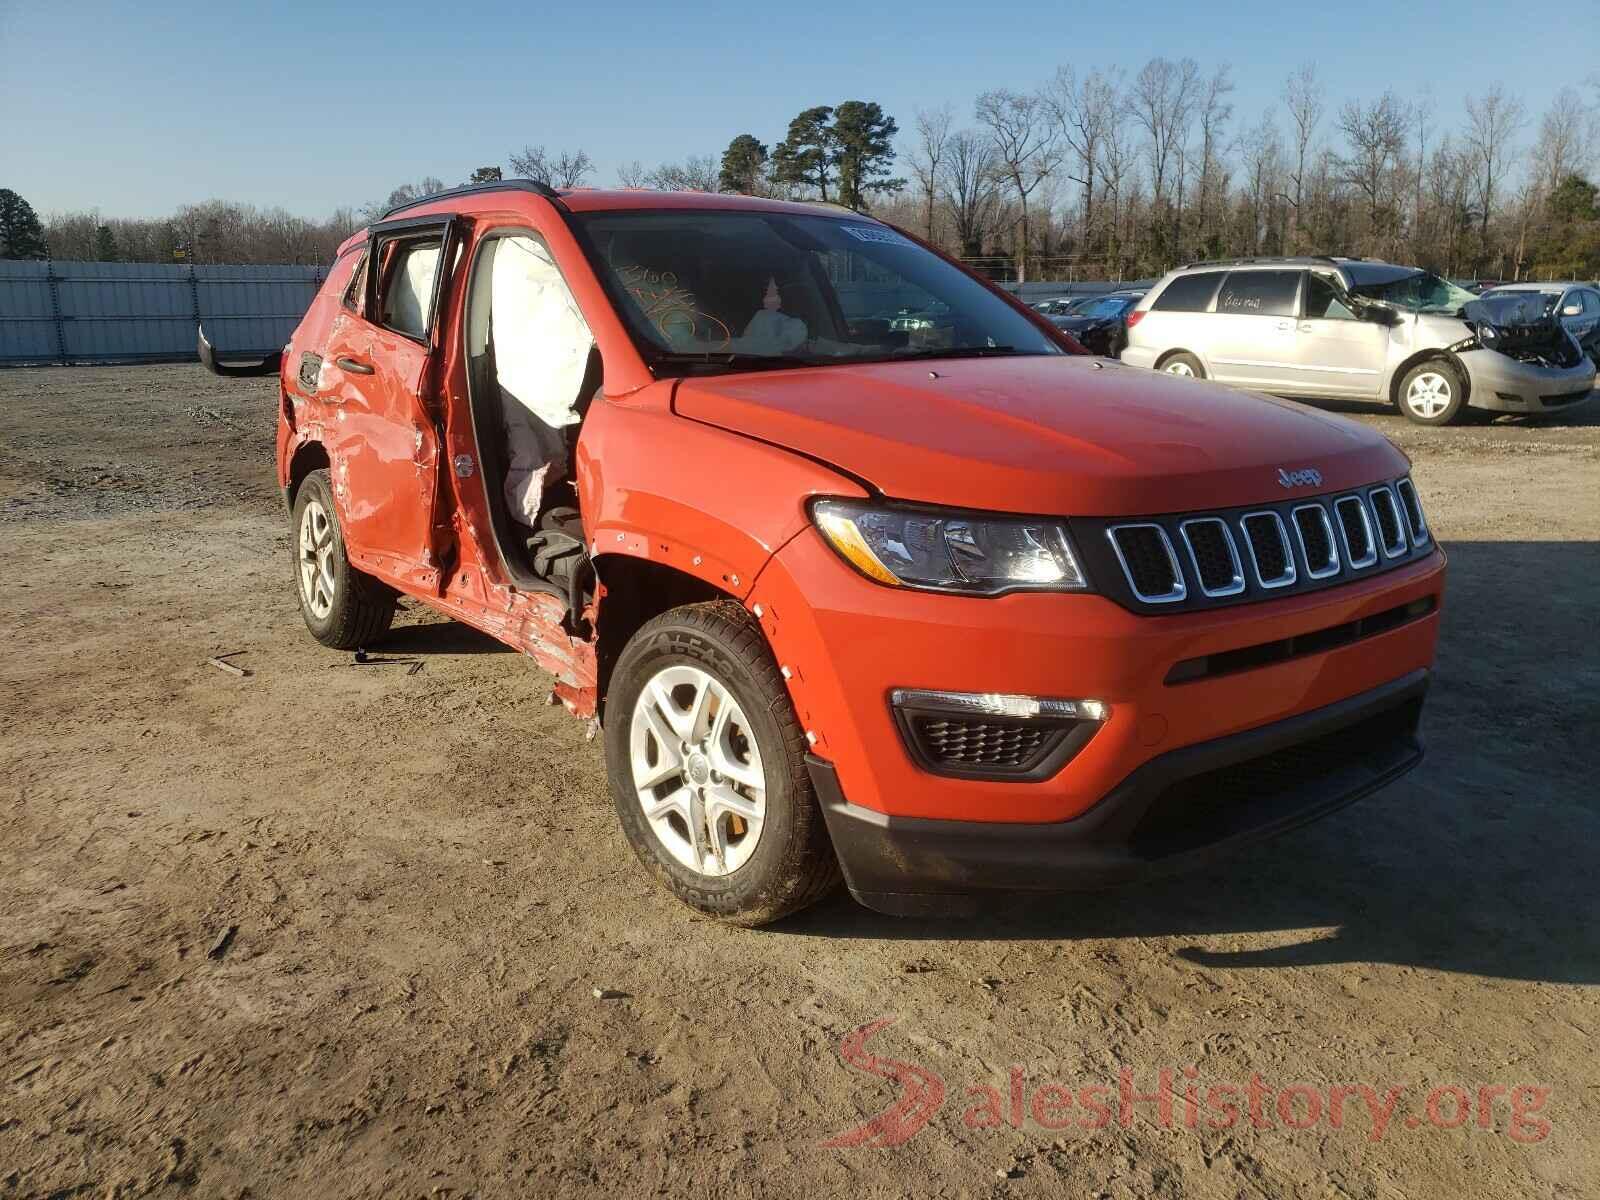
[291,469,395,649]
[605,601,840,926]
[1160,351,1206,379]
[1397,360,1467,425]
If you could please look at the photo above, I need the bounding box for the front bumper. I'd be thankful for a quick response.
[747,528,1445,826]
[1463,349,1595,413]
[812,668,1428,915]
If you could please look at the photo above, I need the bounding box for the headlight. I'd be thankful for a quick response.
[811,498,1090,595]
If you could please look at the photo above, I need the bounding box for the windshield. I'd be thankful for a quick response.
[1076,295,1136,319]
[1350,270,1477,315]
[569,210,1063,371]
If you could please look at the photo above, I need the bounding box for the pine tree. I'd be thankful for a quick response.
[832,101,905,212]
[772,107,836,202]
[718,135,768,195]
[94,224,119,262]
[0,188,49,259]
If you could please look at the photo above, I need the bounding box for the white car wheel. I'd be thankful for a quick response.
[1397,360,1467,425]
[605,602,841,924]
[288,469,395,649]
[1405,371,1453,419]
[629,662,766,878]
[298,497,337,620]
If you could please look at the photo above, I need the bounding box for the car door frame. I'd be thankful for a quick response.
[1284,269,1391,399]
[322,212,461,594]
[1204,268,1304,391]
[448,220,606,603]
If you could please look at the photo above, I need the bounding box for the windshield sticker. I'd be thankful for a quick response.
[841,225,911,247]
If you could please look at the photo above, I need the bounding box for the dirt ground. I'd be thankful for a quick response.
[1,364,1596,1199]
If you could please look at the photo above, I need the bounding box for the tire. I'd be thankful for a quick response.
[1397,359,1468,425]
[605,601,841,926]
[1160,351,1206,379]
[290,469,395,649]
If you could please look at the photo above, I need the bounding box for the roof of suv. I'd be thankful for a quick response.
[381,178,860,221]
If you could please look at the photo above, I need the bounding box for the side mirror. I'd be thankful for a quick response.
[1562,304,1582,317]
[1366,306,1399,327]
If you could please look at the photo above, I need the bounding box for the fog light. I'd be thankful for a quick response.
[890,689,1109,722]
[888,689,1110,781]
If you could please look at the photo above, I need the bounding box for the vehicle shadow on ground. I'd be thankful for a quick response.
[371,618,513,656]
[781,540,1600,985]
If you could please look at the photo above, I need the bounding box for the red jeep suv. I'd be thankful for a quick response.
[202,181,1445,925]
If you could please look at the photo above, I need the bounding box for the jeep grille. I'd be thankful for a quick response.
[1071,478,1434,615]
[1106,523,1186,603]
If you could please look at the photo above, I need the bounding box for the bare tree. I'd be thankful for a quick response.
[616,160,649,188]
[1129,57,1201,258]
[645,156,720,192]
[1531,86,1596,194]
[49,201,359,264]
[1239,113,1283,254]
[941,128,1001,258]
[1098,111,1136,277]
[360,177,448,222]
[910,105,954,242]
[509,146,595,188]
[1464,84,1527,245]
[974,89,1060,281]
[1412,88,1435,249]
[1338,91,1410,249]
[1194,65,1235,252]
[1282,63,1324,251]
[1044,66,1122,247]
[1428,137,1477,275]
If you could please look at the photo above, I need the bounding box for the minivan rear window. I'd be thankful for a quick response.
[1151,272,1223,312]
[1216,271,1300,317]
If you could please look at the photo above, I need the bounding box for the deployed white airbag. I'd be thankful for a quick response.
[492,236,594,525]
[385,243,442,338]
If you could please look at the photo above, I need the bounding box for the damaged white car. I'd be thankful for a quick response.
[1122,257,1597,425]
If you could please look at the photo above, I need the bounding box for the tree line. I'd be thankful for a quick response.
[10,67,1599,281]
[880,62,1599,282]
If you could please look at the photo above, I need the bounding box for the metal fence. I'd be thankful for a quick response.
[0,259,1156,367]
[0,260,326,366]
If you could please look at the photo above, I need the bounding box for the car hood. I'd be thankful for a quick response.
[673,356,1408,516]
[1411,311,1476,344]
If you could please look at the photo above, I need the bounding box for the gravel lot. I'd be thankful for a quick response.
[1,364,1596,1199]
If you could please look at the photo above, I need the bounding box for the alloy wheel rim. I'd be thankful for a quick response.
[1406,372,1452,418]
[629,663,766,878]
[298,499,337,619]
[1166,361,1195,377]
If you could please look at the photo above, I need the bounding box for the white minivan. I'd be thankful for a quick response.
[1122,256,1595,425]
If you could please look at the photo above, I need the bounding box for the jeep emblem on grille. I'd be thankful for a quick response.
[1276,467,1323,489]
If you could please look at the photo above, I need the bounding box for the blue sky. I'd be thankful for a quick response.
[3,0,1594,219]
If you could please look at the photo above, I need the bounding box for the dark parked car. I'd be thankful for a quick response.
[1032,296,1095,318]
[1049,291,1146,357]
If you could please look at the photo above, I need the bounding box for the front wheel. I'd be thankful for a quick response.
[605,601,840,926]
[291,469,395,649]
[1397,360,1468,425]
